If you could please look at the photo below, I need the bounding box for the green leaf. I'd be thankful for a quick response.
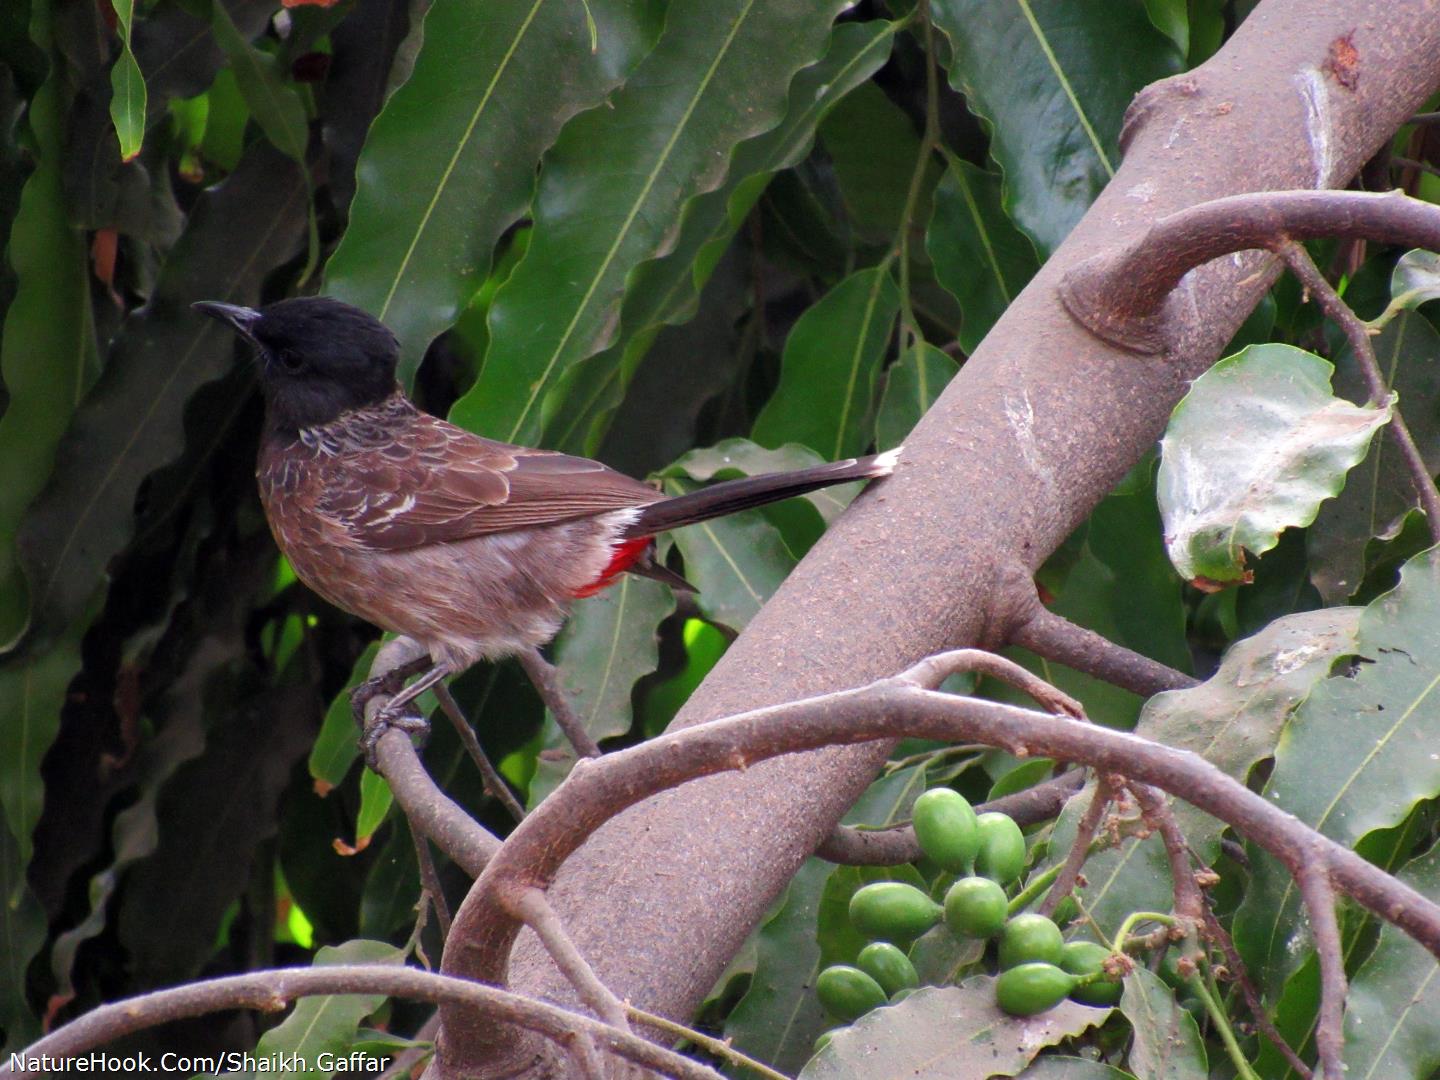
[1119,968,1207,1080]
[1158,344,1393,587]
[1370,249,1440,332]
[0,770,45,1051]
[245,939,404,1076]
[108,0,146,161]
[14,143,306,648]
[1233,546,1440,997]
[528,575,674,802]
[929,0,1183,255]
[355,769,393,847]
[324,0,660,383]
[926,156,1039,354]
[817,80,935,243]
[456,0,852,446]
[725,766,928,1074]
[1309,313,1440,602]
[1342,839,1440,1080]
[210,2,307,163]
[660,498,794,632]
[752,265,901,459]
[538,19,897,454]
[799,981,1109,1079]
[0,7,94,649]
[310,642,381,790]
[1020,1059,1137,1080]
[876,342,959,451]
[1143,0,1188,54]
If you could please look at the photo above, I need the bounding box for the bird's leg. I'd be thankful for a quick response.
[350,651,433,728]
[517,647,602,758]
[359,661,452,765]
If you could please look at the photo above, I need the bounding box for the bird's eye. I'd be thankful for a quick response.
[277,349,304,372]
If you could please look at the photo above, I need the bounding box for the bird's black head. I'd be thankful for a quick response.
[194,297,400,433]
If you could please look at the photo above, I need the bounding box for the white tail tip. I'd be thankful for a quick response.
[871,445,903,474]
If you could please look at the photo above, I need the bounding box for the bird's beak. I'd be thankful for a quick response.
[192,300,261,339]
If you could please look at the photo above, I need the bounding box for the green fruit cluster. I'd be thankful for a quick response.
[813,786,1123,1033]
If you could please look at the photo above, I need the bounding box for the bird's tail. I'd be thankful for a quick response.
[623,446,901,538]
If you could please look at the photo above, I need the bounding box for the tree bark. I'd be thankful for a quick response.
[438,1,1440,1073]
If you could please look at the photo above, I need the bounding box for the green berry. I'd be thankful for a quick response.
[973,812,1027,884]
[995,963,1077,1016]
[911,788,980,872]
[998,913,1065,969]
[1060,940,1123,1006]
[856,942,920,997]
[816,965,887,1022]
[849,882,942,943]
[943,876,1009,939]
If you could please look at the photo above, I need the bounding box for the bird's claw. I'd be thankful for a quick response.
[358,702,431,769]
[351,670,412,729]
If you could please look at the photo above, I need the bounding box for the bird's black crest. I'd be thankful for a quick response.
[199,296,401,433]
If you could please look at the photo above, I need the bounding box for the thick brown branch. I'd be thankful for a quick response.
[439,651,1440,1068]
[1,966,722,1080]
[1010,602,1199,697]
[1060,190,1440,352]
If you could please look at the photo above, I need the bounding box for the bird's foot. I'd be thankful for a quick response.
[358,701,431,769]
[350,653,431,729]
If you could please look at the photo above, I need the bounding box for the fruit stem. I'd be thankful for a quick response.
[1186,971,1262,1080]
[1112,910,1177,953]
[1007,861,1064,915]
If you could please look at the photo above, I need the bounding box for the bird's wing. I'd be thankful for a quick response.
[317,413,664,551]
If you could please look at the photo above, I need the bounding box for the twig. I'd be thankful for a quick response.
[440,648,1440,1043]
[1,965,723,1080]
[627,1005,791,1080]
[1129,783,1204,921]
[901,648,1086,718]
[1202,907,1312,1079]
[816,770,1086,865]
[1393,154,1440,180]
[509,887,631,1032]
[1009,600,1198,697]
[408,821,451,943]
[1039,775,1113,917]
[519,647,603,758]
[1276,240,1440,545]
[1058,189,1440,353]
[1297,861,1347,1080]
[368,708,500,879]
[433,680,527,822]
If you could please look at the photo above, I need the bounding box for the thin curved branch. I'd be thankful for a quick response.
[1059,189,1440,352]
[440,648,1440,1067]
[1277,240,1440,543]
[816,770,1086,865]
[1202,908,1312,1079]
[1130,782,1204,921]
[0,965,722,1080]
[509,887,630,1032]
[1009,602,1199,697]
[363,643,502,878]
[373,724,500,878]
[433,680,527,822]
[1298,861,1347,1080]
[1039,775,1115,918]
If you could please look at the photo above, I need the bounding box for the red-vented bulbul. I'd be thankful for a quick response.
[195,297,899,737]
